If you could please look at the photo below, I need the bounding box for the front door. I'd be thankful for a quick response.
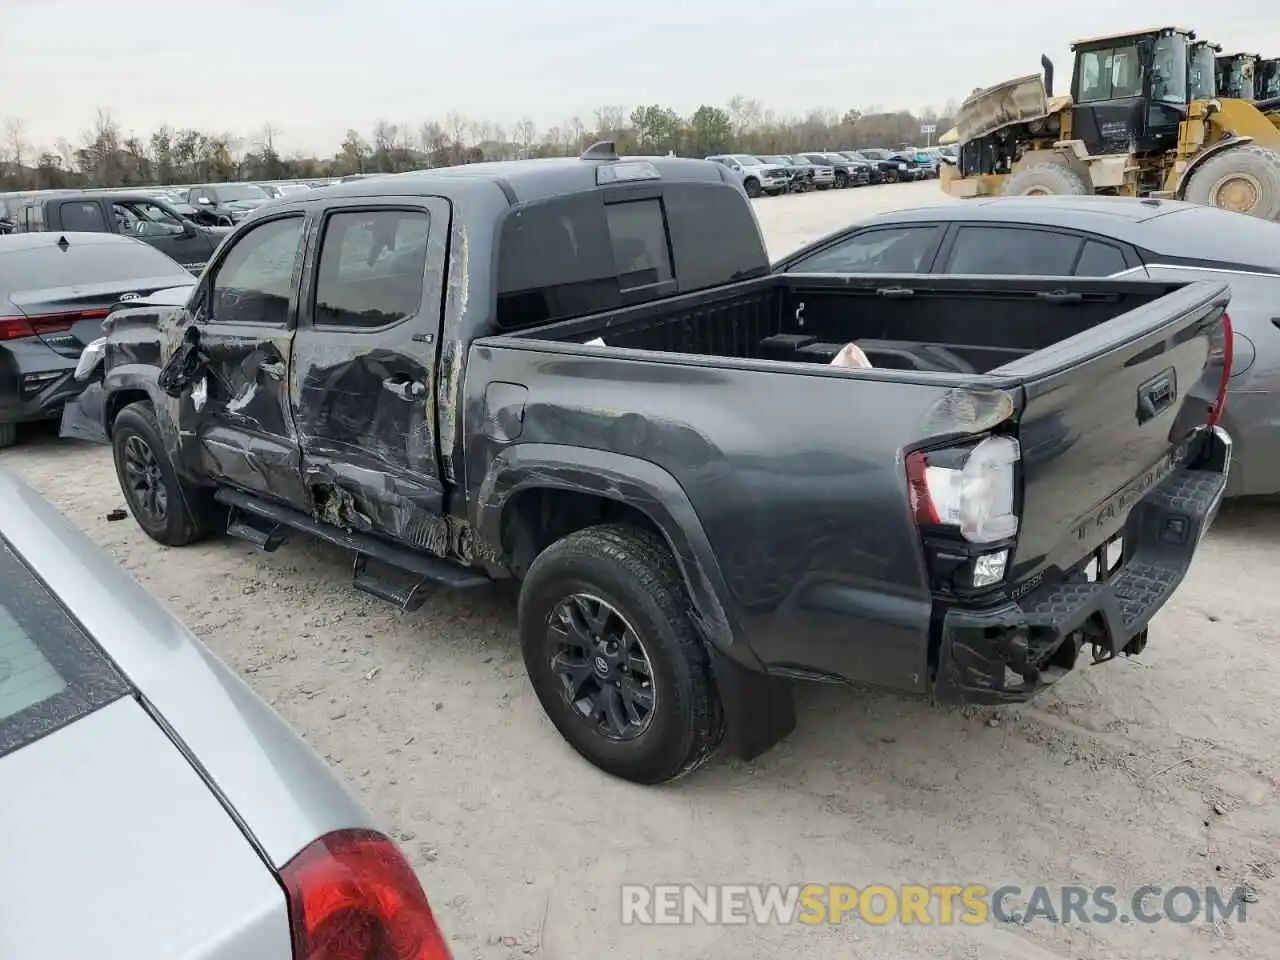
[111,199,207,272]
[290,197,449,546]
[184,211,310,507]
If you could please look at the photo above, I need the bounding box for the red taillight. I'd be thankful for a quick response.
[1207,312,1232,428]
[0,307,111,341]
[280,829,453,960]
[905,451,940,525]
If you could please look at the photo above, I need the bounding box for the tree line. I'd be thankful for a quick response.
[0,97,959,192]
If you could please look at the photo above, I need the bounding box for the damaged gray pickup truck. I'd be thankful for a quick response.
[74,144,1233,784]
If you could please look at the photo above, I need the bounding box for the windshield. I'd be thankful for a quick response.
[1263,62,1280,98]
[1151,33,1189,104]
[758,156,789,164]
[731,155,763,166]
[1225,59,1256,101]
[218,184,269,202]
[861,149,888,159]
[1189,45,1217,99]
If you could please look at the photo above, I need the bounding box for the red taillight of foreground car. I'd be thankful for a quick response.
[280,829,453,960]
[0,307,111,341]
[1206,312,1232,428]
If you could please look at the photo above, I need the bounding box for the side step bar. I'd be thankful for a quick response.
[214,489,490,604]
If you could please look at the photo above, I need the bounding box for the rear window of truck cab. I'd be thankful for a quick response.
[494,179,768,330]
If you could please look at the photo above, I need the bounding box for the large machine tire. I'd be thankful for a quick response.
[1182,145,1280,220]
[1002,162,1091,196]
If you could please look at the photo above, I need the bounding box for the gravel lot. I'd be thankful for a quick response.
[6,181,1278,959]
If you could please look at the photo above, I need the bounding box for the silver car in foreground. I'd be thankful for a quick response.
[0,470,452,960]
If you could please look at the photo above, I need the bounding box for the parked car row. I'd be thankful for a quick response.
[705,147,943,196]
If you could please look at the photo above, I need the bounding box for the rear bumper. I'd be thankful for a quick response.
[934,426,1231,706]
[0,340,84,426]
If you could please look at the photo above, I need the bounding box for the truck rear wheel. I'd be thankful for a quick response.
[1183,145,1280,220]
[111,401,210,547]
[518,524,724,784]
[1003,162,1091,196]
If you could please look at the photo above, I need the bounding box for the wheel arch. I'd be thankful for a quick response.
[1175,136,1257,199]
[473,443,755,668]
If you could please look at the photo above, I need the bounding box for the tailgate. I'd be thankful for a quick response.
[1000,279,1230,579]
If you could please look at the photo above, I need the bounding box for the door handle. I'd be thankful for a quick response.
[258,359,285,381]
[1137,368,1177,424]
[382,376,426,401]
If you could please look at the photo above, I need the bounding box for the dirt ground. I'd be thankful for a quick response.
[5,181,1278,959]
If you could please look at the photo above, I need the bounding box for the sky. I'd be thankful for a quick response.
[2,1,1276,157]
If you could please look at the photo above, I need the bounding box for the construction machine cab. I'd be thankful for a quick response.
[1216,53,1260,100]
[1069,27,1194,157]
[1189,40,1221,100]
[1259,59,1280,100]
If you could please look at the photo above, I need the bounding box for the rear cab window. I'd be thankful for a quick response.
[58,200,110,232]
[0,540,130,759]
[494,179,766,330]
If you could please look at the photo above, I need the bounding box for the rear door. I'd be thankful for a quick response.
[111,199,207,270]
[933,223,1141,277]
[184,210,310,506]
[995,279,1231,581]
[289,196,449,538]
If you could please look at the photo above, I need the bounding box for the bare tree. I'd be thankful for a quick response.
[727,96,762,138]
[5,117,28,177]
[593,106,626,139]
[419,121,447,166]
[444,111,469,164]
[514,118,536,158]
[565,116,586,154]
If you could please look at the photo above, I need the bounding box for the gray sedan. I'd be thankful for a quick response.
[775,196,1280,497]
[0,470,453,960]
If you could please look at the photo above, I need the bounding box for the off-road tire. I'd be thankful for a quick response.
[1183,145,1280,220]
[1003,162,1091,196]
[743,177,762,198]
[519,524,725,784]
[111,401,211,547]
[0,422,16,449]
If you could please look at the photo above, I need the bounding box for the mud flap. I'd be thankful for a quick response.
[707,645,796,761]
[59,381,109,444]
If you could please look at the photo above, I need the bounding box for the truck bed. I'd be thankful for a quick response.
[479,271,1230,612]
[503,272,1195,378]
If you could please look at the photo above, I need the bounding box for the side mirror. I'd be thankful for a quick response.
[181,220,198,237]
[196,196,212,205]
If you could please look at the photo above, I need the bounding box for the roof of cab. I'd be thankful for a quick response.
[1071,26,1193,48]
[0,231,140,252]
[305,154,731,205]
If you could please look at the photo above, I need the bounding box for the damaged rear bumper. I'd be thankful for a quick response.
[934,426,1231,706]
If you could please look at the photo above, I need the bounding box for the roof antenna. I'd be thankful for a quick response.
[580,140,619,161]
[56,234,69,250]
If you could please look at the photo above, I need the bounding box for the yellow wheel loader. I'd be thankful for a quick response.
[938,27,1280,219]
